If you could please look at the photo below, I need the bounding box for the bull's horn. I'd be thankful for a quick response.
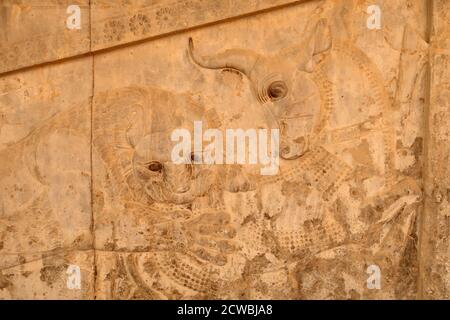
[188,37,260,77]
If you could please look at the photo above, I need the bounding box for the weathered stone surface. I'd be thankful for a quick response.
[0,57,93,299]
[0,0,448,300]
[431,0,450,49]
[0,0,90,74]
[0,250,94,299]
[419,0,450,300]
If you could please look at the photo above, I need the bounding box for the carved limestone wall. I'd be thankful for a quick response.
[0,0,448,299]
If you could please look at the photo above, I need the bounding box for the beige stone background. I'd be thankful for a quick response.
[0,0,448,299]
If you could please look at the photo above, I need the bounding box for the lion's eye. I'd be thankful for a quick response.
[268,81,288,101]
[147,161,163,172]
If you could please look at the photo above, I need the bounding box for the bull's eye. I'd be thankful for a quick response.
[268,81,288,101]
[147,161,163,172]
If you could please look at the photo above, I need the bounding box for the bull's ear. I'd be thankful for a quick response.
[301,19,332,72]
[312,19,332,56]
[279,18,332,72]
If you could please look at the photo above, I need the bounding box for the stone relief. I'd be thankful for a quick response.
[0,0,448,299]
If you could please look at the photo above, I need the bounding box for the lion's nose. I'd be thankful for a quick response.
[173,184,190,193]
[280,136,308,160]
